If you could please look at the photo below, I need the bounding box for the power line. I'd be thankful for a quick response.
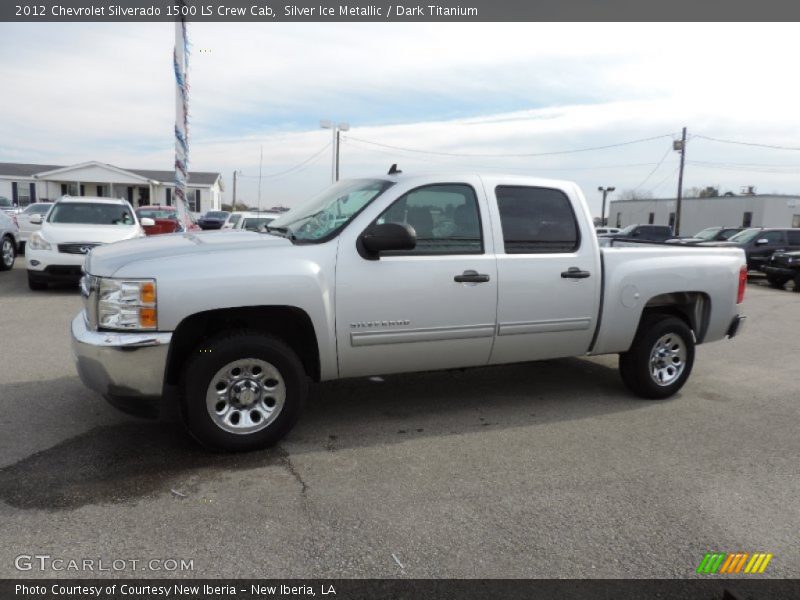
[687,160,800,173]
[693,134,800,151]
[631,145,673,191]
[237,143,331,179]
[342,133,676,159]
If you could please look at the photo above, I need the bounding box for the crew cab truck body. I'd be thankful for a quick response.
[71,173,747,451]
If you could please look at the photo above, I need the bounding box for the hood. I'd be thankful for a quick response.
[41,223,142,244]
[85,230,292,277]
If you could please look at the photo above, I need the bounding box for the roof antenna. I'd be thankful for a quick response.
[387,163,402,175]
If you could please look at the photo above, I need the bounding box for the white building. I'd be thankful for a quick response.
[0,161,224,213]
[609,194,800,236]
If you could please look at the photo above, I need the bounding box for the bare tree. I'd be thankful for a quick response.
[618,189,654,200]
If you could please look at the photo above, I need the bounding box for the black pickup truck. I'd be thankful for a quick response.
[764,251,800,291]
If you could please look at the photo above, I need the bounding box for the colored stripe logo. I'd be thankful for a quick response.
[697,552,773,574]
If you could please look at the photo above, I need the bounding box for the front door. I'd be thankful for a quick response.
[485,182,601,364]
[335,182,498,378]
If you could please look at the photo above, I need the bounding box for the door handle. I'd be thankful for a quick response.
[454,270,490,283]
[561,267,591,279]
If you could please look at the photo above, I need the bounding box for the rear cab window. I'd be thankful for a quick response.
[494,185,580,253]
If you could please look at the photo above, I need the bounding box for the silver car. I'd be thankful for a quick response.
[0,210,19,271]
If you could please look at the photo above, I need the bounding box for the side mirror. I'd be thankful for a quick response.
[140,217,156,227]
[755,238,769,245]
[359,222,416,258]
[30,214,43,224]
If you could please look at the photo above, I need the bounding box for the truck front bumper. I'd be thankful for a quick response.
[70,314,172,418]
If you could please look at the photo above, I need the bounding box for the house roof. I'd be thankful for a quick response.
[0,161,221,186]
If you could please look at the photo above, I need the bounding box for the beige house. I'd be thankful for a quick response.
[0,161,224,213]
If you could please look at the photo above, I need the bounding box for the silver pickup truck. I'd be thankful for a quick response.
[72,172,747,451]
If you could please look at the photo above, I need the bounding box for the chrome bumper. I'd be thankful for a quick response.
[70,313,172,406]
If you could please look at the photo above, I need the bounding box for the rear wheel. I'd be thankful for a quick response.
[619,314,695,399]
[0,236,15,271]
[767,276,787,289]
[27,272,47,290]
[180,331,308,452]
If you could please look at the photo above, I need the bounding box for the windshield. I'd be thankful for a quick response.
[228,214,242,224]
[205,211,228,219]
[0,197,12,208]
[616,224,638,235]
[728,228,761,243]
[268,178,394,242]
[24,203,52,215]
[137,209,177,219]
[48,202,135,225]
[692,227,720,241]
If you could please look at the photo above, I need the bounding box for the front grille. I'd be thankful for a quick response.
[44,265,83,277]
[58,243,100,255]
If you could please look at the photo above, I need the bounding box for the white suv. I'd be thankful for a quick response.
[26,196,153,290]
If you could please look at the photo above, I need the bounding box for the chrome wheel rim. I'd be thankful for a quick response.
[205,358,286,435]
[1,239,13,267]
[649,333,686,386]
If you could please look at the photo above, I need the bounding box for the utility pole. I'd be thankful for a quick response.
[674,126,687,236]
[257,146,263,211]
[598,186,615,226]
[320,120,350,183]
[232,170,238,208]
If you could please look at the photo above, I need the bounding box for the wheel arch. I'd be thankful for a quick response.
[165,305,321,387]
[638,291,711,344]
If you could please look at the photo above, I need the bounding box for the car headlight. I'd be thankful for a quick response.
[97,278,158,330]
[28,231,52,251]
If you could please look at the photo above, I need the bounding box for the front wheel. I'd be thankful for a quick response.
[619,315,695,400]
[767,276,787,289]
[0,236,15,271]
[180,331,308,451]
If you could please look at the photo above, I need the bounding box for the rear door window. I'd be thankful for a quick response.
[495,186,579,253]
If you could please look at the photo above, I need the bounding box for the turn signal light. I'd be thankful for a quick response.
[737,265,747,304]
[139,308,157,328]
[140,281,156,304]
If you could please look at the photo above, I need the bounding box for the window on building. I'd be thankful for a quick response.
[137,187,150,207]
[743,212,752,227]
[166,188,172,206]
[616,213,621,228]
[648,212,654,224]
[79,184,86,196]
[96,185,105,197]
[668,212,676,228]
[373,183,482,255]
[194,189,201,212]
[792,214,800,228]
[61,183,79,197]
[127,186,134,204]
[495,185,578,254]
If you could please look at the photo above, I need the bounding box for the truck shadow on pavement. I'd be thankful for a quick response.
[0,357,654,511]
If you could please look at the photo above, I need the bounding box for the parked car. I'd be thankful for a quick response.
[710,228,800,271]
[135,205,200,236]
[0,196,18,215]
[595,227,620,235]
[232,211,281,232]
[72,173,746,451]
[763,251,800,291]
[197,210,230,230]
[0,210,19,271]
[598,224,674,245]
[221,212,244,230]
[667,226,743,245]
[26,196,153,290]
[15,202,53,251]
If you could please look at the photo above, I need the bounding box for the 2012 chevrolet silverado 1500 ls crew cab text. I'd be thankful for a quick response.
[71,172,747,451]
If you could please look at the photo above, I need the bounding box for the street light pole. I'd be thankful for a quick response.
[320,120,350,183]
[598,186,616,227]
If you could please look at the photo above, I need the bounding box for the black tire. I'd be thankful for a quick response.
[619,314,695,400]
[0,236,15,271]
[27,272,48,290]
[180,331,308,452]
[767,276,787,289]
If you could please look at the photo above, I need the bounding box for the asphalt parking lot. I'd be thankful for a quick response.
[0,261,798,579]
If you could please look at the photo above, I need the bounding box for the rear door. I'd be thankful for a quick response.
[750,230,787,267]
[485,180,601,364]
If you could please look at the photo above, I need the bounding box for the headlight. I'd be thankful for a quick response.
[97,278,158,330]
[28,231,52,251]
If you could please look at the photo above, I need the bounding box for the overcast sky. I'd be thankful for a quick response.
[1,22,799,215]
